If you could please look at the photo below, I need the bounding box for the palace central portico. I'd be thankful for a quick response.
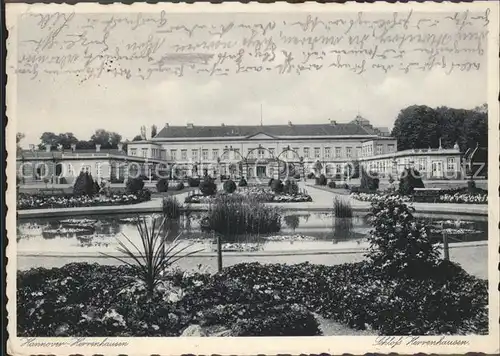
[126,116,396,179]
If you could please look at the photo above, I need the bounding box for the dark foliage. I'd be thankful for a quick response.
[316,174,327,186]
[187,177,200,187]
[238,177,248,187]
[200,179,217,196]
[360,167,379,192]
[73,172,98,196]
[306,172,315,179]
[223,179,237,193]
[283,179,299,195]
[156,178,169,193]
[398,168,425,196]
[270,179,284,194]
[126,177,145,194]
[328,181,336,189]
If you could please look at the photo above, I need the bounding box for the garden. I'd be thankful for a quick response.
[17,173,152,210]
[347,168,488,205]
[17,196,488,337]
[184,177,313,204]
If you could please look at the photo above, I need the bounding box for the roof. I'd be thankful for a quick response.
[18,148,126,158]
[155,123,377,139]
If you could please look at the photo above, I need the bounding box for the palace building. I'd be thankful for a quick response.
[16,116,467,183]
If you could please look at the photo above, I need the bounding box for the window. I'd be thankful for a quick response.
[130,148,137,156]
[170,149,177,160]
[142,148,148,158]
[324,147,331,159]
[81,165,91,173]
[234,149,240,159]
[202,149,209,161]
[181,149,187,160]
[212,149,219,160]
[247,149,254,159]
[376,145,383,155]
[303,147,310,158]
[388,144,395,153]
[447,157,455,170]
[356,147,361,158]
[192,149,198,161]
[335,163,342,174]
[418,158,426,171]
[161,149,166,160]
[346,147,352,158]
[95,162,102,177]
[258,149,265,159]
[314,147,321,158]
[335,147,341,158]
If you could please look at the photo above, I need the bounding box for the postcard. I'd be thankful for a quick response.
[5,1,499,355]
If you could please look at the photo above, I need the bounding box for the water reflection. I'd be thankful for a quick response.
[16,212,488,255]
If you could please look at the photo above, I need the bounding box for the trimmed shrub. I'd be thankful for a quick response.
[328,181,336,189]
[270,179,283,194]
[223,179,237,193]
[238,177,248,187]
[467,179,476,192]
[156,178,169,193]
[187,177,200,187]
[200,179,217,196]
[294,173,301,180]
[360,167,379,191]
[398,168,425,196]
[268,178,275,187]
[317,174,327,186]
[283,179,299,195]
[174,182,184,191]
[306,172,315,179]
[73,172,98,196]
[126,177,145,194]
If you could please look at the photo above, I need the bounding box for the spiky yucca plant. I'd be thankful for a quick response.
[101,215,203,297]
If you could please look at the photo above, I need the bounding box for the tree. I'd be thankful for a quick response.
[16,132,25,153]
[132,135,143,142]
[38,132,60,150]
[140,125,147,140]
[90,129,122,149]
[151,125,158,138]
[391,105,441,150]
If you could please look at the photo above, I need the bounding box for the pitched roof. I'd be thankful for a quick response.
[155,123,375,139]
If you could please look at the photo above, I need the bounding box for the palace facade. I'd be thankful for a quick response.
[16,116,467,183]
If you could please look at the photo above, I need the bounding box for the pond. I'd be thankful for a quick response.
[17,212,488,257]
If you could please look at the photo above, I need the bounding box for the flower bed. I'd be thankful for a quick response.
[17,190,151,210]
[18,260,487,337]
[185,187,312,204]
[350,192,487,204]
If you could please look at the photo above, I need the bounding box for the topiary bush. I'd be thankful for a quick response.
[73,172,98,196]
[360,167,379,191]
[223,179,237,193]
[317,174,327,186]
[175,182,184,191]
[238,177,248,187]
[270,179,283,194]
[306,172,315,179]
[398,168,424,196]
[200,178,217,196]
[268,178,275,187]
[366,196,440,279]
[283,179,299,195]
[156,178,169,193]
[187,177,200,187]
[126,177,145,194]
[328,181,336,189]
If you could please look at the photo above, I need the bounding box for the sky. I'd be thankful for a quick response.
[13,10,488,147]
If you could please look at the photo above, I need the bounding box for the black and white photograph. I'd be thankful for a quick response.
[5,2,499,355]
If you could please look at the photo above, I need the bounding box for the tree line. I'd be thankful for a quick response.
[18,125,159,152]
[391,104,487,152]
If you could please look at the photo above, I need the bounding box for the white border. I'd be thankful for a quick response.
[5,2,500,355]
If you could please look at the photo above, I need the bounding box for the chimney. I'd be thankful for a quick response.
[95,144,101,152]
[187,123,194,129]
[71,144,76,152]
[117,143,123,152]
[45,145,51,152]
